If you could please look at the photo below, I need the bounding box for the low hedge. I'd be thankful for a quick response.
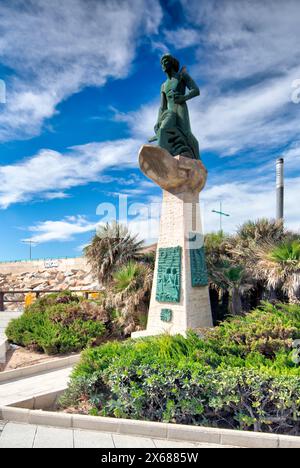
[103,364,300,434]
[60,303,300,434]
[6,292,107,354]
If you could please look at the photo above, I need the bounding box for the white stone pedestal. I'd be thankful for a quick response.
[132,146,213,338]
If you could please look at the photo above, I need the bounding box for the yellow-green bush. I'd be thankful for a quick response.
[6,292,106,354]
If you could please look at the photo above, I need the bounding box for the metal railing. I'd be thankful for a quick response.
[0,290,100,311]
[0,256,83,264]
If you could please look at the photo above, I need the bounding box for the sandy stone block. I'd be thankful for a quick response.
[167,424,221,445]
[220,429,278,448]
[119,419,168,439]
[29,410,72,428]
[0,406,30,423]
[10,397,35,410]
[278,435,300,448]
[72,414,121,433]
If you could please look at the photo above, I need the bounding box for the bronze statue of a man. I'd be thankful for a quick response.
[153,54,201,160]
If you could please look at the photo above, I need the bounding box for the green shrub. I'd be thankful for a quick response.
[102,363,300,434]
[204,302,300,360]
[63,348,300,434]
[6,292,106,354]
[60,302,300,434]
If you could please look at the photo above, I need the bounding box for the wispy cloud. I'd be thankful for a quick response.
[153,1,299,156]
[24,215,97,243]
[1,0,300,239]
[0,139,141,208]
[0,0,162,142]
[180,0,300,82]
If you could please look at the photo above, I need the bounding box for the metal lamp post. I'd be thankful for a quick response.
[22,240,36,260]
[276,158,284,220]
[212,202,230,233]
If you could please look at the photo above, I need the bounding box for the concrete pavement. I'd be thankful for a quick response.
[0,366,72,406]
[0,422,231,448]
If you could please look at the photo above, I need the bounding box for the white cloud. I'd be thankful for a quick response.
[22,166,300,247]
[180,0,300,82]
[202,175,300,234]
[0,0,162,141]
[1,0,300,239]
[24,215,97,243]
[0,138,141,208]
[190,70,300,155]
[164,28,200,50]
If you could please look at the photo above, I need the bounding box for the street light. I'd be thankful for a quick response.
[276,158,284,221]
[21,240,37,260]
[212,202,230,233]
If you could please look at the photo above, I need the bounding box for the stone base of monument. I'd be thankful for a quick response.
[132,146,213,339]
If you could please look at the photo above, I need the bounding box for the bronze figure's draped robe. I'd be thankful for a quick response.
[153,55,201,160]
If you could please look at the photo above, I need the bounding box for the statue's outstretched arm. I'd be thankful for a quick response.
[183,73,200,101]
[174,73,200,104]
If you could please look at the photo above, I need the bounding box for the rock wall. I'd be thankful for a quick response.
[0,258,99,310]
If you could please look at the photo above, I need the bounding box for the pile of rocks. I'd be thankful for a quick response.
[0,266,99,310]
[0,269,98,292]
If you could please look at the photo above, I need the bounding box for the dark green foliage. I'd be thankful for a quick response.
[205,302,300,360]
[205,218,300,319]
[60,302,300,434]
[269,241,300,262]
[6,292,106,354]
[103,364,300,434]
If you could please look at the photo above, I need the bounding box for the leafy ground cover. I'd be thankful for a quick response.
[60,302,300,435]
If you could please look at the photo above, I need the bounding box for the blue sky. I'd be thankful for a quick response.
[0,0,300,261]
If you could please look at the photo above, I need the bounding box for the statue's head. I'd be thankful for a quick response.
[161,54,180,73]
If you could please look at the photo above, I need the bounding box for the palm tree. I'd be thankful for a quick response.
[236,218,285,244]
[106,261,153,334]
[226,219,298,306]
[205,231,231,321]
[209,259,252,316]
[85,222,144,284]
[254,241,300,304]
[205,231,230,286]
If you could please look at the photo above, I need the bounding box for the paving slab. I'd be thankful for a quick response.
[113,433,156,448]
[0,420,6,434]
[33,425,74,448]
[0,422,36,448]
[0,422,235,448]
[153,439,198,448]
[74,429,115,448]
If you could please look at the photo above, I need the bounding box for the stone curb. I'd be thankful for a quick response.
[0,354,80,383]
[8,388,66,411]
[1,406,300,448]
